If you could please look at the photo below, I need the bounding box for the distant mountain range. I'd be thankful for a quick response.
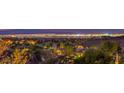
[0,29,124,34]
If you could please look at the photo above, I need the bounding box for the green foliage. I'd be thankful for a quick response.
[100,41,121,55]
[65,45,73,56]
[74,49,114,64]
[74,41,122,64]
[0,38,123,64]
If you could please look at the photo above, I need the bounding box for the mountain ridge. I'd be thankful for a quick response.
[0,29,124,34]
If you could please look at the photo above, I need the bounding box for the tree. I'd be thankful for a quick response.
[65,45,73,56]
[100,41,120,55]
[0,48,29,64]
[0,40,12,56]
[29,44,56,64]
[75,48,114,64]
[74,41,121,64]
[100,41,121,64]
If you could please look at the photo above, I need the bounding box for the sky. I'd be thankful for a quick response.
[0,29,124,34]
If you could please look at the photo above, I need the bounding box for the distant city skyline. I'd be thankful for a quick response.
[0,29,124,34]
